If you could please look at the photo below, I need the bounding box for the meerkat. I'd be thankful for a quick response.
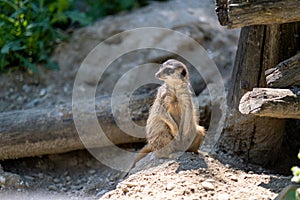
[133,59,206,167]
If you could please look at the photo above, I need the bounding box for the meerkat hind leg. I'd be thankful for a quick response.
[187,127,205,154]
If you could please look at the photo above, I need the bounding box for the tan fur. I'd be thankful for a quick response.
[133,59,206,167]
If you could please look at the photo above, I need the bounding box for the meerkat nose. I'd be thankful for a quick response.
[155,72,160,78]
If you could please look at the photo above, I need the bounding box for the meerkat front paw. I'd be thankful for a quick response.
[173,131,181,141]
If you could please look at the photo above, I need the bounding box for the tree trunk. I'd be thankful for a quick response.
[216,22,300,166]
[216,0,300,29]
[0,92,156,160]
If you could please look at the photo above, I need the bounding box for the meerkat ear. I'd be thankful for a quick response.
[180,69,187,78]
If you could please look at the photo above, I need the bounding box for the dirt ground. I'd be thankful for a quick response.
[0,0,295,199]
[0,148,292,200]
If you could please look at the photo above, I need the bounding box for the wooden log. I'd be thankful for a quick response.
[216,25,286,166]
[265,52,300,88]
[216,0,300,29]
[0,92,156,160]
[239,88,300,119]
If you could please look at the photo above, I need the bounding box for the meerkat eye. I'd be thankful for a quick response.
[164,68,174,75]
[180,69,187,78]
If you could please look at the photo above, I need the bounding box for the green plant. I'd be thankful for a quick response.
[0,0,90,73]
[0,0,168,73]
[291,151,300,183]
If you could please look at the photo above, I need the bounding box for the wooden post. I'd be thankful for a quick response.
[216,22,300,166]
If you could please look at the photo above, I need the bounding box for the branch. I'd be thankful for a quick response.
[239,88,300,119]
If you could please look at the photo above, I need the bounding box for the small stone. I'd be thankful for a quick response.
[24,175,34,181]
[120,184,129,193]
[66,176,71,181]
[248,196,259,200]
[88,169,96,174]
[0,176,6,184]
[53,178,60,183]
[97,189,108,196]
[166,182,176,190]
[218,193,229,200]
[230,175,238,182]
[37,173,44,179]
[25,98,41,108]
[22,84,31,93]
[48,185,57,191]
[39,89,47,97]
[205,178,215,183]
[201,181,214,190]
[70,185,83,190]
[63,85,69,93]
[16,96,23,102]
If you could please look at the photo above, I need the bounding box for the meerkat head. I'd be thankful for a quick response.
[155,59,189,84]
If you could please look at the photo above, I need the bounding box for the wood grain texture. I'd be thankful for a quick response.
[239,88,300,119]
[266,52,300,88]
[0,92,156,160]
[216,0,300,29]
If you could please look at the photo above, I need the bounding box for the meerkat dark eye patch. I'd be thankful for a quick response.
[180,69,187,78]
[164,68,174,75]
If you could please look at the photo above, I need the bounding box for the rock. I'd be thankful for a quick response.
[201,181,215,190]
[53,0,238,96]
[48,185,58,191]
[230,175,238,182]
[119,184,129,193]
[205,178,215,183]
[66,176,72,181]
[122,181,140,187]
[25,98,41,108]
[53,178,60,183]
[0,175,6,184]
[97,189,108,197]
[37,173,44,179]
[88,169,96,174]
[39,88,47,97]
[218,193,230,200]
[22,84,31,93]
[0,172,25,189]
[166,182,176,190]
[24,175,34,181]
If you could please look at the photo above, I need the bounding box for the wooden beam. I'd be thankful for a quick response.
[265,52,300,88]
[216,0,300,29]
[239,88,300,119]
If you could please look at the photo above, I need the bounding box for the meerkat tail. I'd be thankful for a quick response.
[132,144,152,168]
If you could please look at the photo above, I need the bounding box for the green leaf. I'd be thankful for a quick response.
[15,53,39,74]
[65,11,91,26]
[1,41,26,54]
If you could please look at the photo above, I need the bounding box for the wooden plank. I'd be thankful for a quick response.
[216,0,300,29]
[266,52,300,88]
[239,88,300,119]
